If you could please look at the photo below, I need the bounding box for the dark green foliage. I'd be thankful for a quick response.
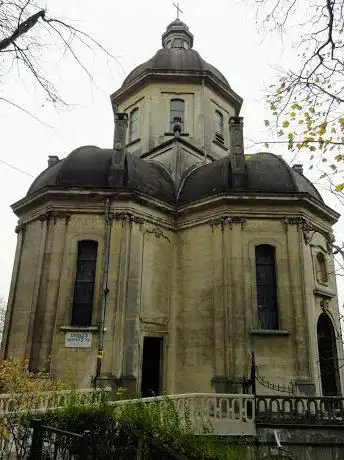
[30,395,253,459]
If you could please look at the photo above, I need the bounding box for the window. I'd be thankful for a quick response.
[255,245,279,330]
[316,252,328,284]
[215,110,224,137]
[317,314,340,395]
[170,99,185,132]
[71,240,98,326]
[129,108,139,142]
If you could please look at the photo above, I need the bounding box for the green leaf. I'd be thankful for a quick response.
[335,183,344,192]
[282,120,290,128]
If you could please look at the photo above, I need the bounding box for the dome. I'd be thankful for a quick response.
[28,148,323,205]
[178,153,323,204]
[121,19,231,92]
[27,146,176,203]
[122,48,230,90]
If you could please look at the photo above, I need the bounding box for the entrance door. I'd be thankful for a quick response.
[141,336,163,397]
[317,313,340,396]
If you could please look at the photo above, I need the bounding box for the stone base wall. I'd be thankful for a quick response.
[256,426,344,460]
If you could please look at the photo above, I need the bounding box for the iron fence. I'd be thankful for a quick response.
[28,419,190,460]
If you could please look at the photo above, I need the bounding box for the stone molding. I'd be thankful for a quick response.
[210,215,246,229]
[113,212,144,225]
[281,216,334,252]
[38,211,71,225]
[14,223,26,234]
[320,297,330,313]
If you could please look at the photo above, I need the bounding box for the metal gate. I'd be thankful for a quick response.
[28,419,190,459]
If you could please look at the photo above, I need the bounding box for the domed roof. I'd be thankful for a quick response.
[121,19,230,91]
[28,146,176,203]
[27,147,323,205]
[178,152,323,204]
[122,48,230,90]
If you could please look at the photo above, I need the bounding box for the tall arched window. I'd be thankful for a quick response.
[255,245,279,330]
[129,108,139,142]
[71,240,98,326]
[215,110,224,137]
[316,252,328,284]
[170,99,185,132]
[317,313,340,395]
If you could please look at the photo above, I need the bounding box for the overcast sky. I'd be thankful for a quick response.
[1,0,343,303]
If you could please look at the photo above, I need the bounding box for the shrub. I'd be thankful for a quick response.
[35,395,254,459]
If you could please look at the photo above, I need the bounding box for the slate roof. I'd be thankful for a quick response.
[27,146,323,204]
[122,48,230,90]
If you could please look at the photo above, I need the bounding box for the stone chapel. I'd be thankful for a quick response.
[2,19,343,398]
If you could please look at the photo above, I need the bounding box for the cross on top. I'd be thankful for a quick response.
[172,1,183,19]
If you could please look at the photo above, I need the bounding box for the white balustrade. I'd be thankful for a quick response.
[0,388,111,416]
[111,393,256,436]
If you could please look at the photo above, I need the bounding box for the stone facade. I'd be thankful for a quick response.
[2,19,343,397]
[2,194,342,394]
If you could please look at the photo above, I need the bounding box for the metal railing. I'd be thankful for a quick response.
[1,388,344,431]
[28,419,191,459]
[256,395,344,425]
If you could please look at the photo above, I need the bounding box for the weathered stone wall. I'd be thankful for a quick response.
[257,426,344,460]
[117,82,235,160]
[2,193,340,395]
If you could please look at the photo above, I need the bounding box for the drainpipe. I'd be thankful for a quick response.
[201,77,206,161]
[94,197,112,388]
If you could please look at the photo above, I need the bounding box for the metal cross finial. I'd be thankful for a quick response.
[172,1,183,19]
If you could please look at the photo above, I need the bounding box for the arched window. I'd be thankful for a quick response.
[71,240,98,326]
[316,252,328,284]
[215,110,224,137]
[317,313,340,395]
[129,108,139,142]
[170,99,185,132]
[255,245,279,330]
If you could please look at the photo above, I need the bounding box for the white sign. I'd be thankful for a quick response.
[65,331,92,348]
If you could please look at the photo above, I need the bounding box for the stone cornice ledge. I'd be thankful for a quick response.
[250,329,290,336]
[313,288,336,298]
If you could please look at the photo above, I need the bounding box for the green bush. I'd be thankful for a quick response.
[32,394,254,459]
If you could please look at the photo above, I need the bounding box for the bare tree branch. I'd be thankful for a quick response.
[0,1,122,117]
[0,9,45,52]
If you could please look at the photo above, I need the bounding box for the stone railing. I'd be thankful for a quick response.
[112,393,256,436]
[256,395,344,425]
[0,388,111,416]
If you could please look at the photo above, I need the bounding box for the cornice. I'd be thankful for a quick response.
[11,187,339,237]
[111,70,243,112]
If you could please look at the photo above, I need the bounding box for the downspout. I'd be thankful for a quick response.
[94,196,112,387]
[201,77,206,162]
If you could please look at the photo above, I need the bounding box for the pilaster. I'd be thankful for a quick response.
[25,217,49,362]
[1,224,26,359]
